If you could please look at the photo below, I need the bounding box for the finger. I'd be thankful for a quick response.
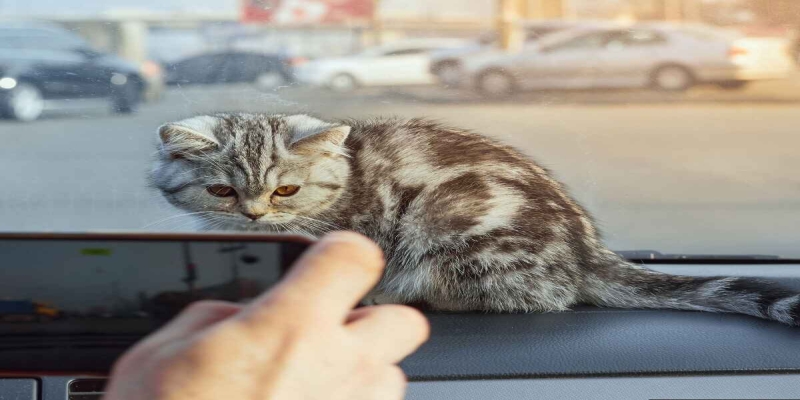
[345,306,374,324]
[347,305,430,363]
[139,301,243,347]
[248,231,385,322]
[360,366,407,400]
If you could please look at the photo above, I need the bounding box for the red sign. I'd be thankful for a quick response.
[242,0,375,24]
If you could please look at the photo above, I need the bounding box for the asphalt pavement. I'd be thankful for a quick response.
[2,82,799,257]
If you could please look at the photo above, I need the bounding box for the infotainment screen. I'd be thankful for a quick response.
[0,234,311,337]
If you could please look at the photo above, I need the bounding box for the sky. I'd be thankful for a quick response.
[0,0,239,17]
[0,0,495,20]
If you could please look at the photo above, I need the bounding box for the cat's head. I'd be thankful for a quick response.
[150,113,351,231]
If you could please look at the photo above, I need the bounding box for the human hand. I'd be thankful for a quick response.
[103,231,430,400]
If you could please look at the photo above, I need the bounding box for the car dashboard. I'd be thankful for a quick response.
[1,263,799,400]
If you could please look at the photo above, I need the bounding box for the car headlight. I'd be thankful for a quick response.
[0,77,17,90]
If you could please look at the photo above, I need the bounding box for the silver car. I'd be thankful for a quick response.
[429,20,604,87]
[456,23,796,97]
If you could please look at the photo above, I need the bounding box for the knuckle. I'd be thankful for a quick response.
[192,324,250,355]
[242,293,313,327]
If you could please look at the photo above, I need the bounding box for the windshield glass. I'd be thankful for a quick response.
[2,0,800,259]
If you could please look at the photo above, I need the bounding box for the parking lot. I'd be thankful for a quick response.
[2,81,799,257]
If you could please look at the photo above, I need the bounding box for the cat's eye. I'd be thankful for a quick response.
[207,185,236,198]
[273,185,300,197]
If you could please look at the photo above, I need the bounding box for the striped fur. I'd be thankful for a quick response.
[151,113,800,325]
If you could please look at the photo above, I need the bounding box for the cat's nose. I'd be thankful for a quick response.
[242,212,265,221]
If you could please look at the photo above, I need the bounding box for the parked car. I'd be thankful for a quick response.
[455,23,796,98]
[430,20,604,86]
[0,299,60,322]
[293,38,469,92]
[164,51,295,89]
[0,22,149,121]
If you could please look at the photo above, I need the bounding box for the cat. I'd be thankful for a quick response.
[150,113,800,325]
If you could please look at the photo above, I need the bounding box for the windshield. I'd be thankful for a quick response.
[2,0,799,259]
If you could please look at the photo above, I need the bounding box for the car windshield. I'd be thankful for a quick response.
[2,0,800,260]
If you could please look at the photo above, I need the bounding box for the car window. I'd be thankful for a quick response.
[542,31,616,52]
[382,48,429,56]
[680,25,741,41]
[168,54,227,83]
[605,30,667,48]
[214,53,276,83]
[524,26,566,42]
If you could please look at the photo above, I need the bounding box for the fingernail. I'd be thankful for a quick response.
[319,231,384,259]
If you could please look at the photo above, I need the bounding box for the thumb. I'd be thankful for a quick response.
[247,231,385,324]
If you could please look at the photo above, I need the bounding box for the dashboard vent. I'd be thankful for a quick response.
[68,378,107,400]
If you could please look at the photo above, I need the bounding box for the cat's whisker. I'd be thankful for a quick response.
[194,150,229,174]
[172,212,232,231]
[174,166,210,179]
[201,218,227,232]
[142,211,221,229]
[293,215,341,230]
[198,214,239,231]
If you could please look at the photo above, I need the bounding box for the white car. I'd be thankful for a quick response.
[293,39,469,91]
[455,23,796,97]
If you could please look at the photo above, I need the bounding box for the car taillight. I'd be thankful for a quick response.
[728,46,748,58]
[287,57,309,67]
[141,60,163,78]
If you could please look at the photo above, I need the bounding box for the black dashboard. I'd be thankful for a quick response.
[1,263,799,399]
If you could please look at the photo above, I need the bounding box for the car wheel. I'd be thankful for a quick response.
[254,72,285,90]
[717,80,749,90]
[477,69,515,98]
[111,80,142,114]
[328,73,358,92]
[3,83,44,122]
[652,65,694,91]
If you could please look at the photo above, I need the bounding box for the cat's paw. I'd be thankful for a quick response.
[360,292,395,307]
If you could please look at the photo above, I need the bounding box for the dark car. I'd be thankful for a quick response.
[164,51,295,89]
[0,23,146,122]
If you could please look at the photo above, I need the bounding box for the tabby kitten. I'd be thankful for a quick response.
[151,113,799,325]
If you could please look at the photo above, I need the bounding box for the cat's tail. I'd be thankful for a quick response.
[580,255,800,326]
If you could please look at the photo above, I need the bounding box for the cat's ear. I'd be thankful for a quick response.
[290,125,351,154]
[158,116,220,158]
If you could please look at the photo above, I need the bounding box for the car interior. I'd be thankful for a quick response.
[0,234,798,399]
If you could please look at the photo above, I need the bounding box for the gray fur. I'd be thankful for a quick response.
[150,113,800,325]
